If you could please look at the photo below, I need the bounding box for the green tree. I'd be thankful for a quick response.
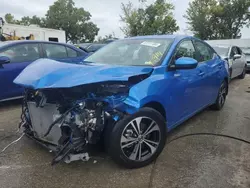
[120,0,179,37]
[96,33,117,43]
[185,0,250,40]
[3,0,99,43]
[4,13,18,24]
[45,0,99,43]
[20,16,44,26]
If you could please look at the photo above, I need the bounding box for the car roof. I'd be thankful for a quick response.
[0,40,80,51]
[212,45,230,48]
[0,40,72,46]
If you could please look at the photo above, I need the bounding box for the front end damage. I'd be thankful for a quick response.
[19,81,139,165]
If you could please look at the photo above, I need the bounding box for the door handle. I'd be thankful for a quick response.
[198,71,205,76]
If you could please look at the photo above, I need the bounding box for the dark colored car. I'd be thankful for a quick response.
[77,43,106,53]
[0,40,88,101]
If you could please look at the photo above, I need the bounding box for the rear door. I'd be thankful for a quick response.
[0,43,41,100]
[193,40,221,105]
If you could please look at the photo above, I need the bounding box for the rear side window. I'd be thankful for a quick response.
[44,44,67,58]
[194,41,214,62]
[66,47,78,57]
[0,43,40,63]
[175,40,196,60]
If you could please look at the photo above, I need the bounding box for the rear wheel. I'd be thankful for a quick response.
[106,107,166,168]
[210,81,227,110]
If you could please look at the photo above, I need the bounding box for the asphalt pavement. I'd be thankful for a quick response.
[0,76,250,188]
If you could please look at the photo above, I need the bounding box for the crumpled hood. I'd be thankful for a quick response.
[14,59,153,89]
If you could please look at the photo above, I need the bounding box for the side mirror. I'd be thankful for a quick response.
[0,56,11,65]
[233,54,241,60]
[175,57,198,70]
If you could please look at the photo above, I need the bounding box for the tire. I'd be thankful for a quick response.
[229,68,232,81]
[210,81,227,111]
[106,107,166,169]
[238,66,246,79]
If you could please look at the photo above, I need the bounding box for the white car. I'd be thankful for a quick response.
[212,45,247,79]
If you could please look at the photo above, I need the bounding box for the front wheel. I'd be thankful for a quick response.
[107,107,166,169]
[210,81,227,110]
[238,66,246,79]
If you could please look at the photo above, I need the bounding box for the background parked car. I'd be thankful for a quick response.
[241,47,250,71]
[77,43,106,53]
[212,45,247,79]
[0,40,88,101]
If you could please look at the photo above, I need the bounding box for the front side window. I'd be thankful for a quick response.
[175,40,196,60]
[194,41,214,62]
[0,43,40,63]
[236,47,242,55]
[44,44,67,59]
[230,47,238,59]
[85,39,174,66]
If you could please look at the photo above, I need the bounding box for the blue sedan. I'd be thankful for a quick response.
[14,35,229,168]
[0,40,88,101]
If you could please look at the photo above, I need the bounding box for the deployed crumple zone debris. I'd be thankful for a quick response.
[15,59,152,165]
[64,153,90,163]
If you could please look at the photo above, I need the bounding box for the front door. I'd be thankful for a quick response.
[166,39,209,127]
[0,43,41,100]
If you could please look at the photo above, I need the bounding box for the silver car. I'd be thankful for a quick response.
[212,45,247,79]
[240,47,250,71]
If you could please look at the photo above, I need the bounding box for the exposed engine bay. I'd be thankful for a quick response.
[20,81,133,165]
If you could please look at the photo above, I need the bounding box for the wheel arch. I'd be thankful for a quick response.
[143,101,166,120]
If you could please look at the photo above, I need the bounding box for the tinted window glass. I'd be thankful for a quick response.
[66,47,78,57]
[175,40,196,60]
[194,41,214,62]
[236,47,242,55]
[0,43,40,63]
[230,47,238,58]
[44,44,67,58]
[87,44,105,52]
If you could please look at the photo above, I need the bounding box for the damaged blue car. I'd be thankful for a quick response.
[14,35,229,168]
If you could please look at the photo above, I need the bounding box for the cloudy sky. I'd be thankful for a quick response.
[0,0,191,37]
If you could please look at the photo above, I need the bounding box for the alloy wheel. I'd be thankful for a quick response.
[120,117,161,161]
[218,83,226,107]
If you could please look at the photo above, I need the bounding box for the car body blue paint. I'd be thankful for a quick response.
[14,59,153,89]
[14,35,229,131]
[0,40,88,101]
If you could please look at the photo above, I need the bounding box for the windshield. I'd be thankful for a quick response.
[212,46,229,57]
[77,43,92,48]
[85,38,173,66]
[241,47,250,55]
[87,44,105,52]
